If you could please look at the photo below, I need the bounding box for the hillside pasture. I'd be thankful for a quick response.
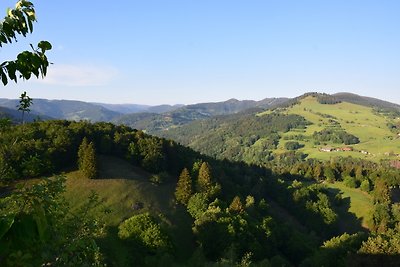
[64,155,195,265]
[326,181,373,229]
[260,96,400,161]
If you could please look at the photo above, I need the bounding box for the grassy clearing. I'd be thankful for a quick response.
[64,155,195,264]
[326,181,373,229]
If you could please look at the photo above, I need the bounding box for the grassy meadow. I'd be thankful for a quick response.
[63,155,194,265]
[258,96,400,161]
[327,182,373,230]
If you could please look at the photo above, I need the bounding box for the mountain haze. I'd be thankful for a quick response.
[0,99,120,122]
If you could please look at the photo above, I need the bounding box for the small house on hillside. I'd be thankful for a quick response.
[338,147,353,152]
[320,147,333,152]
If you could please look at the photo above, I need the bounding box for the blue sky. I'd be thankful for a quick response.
[1,0,400,105]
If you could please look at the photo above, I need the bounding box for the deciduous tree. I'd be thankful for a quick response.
[1,1,51,86]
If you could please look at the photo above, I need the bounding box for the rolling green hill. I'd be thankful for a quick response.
[160,93,400,163]
[262,95,400,161]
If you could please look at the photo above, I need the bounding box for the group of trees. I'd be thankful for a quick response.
[313,128,360,145]
[0,120,206,183]
[175,161,220,203]
[162,112,310,165]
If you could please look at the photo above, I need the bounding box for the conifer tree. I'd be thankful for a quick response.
[78,137,98,179]
[229,196,244,213]
[78,137,89,169]
[197,162,212,193]
[175,168,192,204]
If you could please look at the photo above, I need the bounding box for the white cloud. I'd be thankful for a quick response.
[36,64,118,86]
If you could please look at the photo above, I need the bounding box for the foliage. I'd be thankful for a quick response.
[118,213,171,253]
[301,232,366,267]
[313,128,360,145]
[149,171,169,185]
[162,112,310,163]
[197,162,213,193]
[187,193,210,220]
[0,0,52,85]
[284,141,304,150]
[0,176,105,266]
[78,137,98,179]
[360,179,371,192]
[17,91,33,124]
[175,168,193,204]
[359,228,400,254]
[1,117,400,265]
[229,196,244,213]
[343,175,357,188]
[0,120,202,182]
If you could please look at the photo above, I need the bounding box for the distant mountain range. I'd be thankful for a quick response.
[92,102,185,114]
[0,97,289,129]
[112,97,289,133]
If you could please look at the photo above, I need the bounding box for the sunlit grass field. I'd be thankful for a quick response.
[258,96,400,161]
[327,181,373,229]
[64,155,194,265]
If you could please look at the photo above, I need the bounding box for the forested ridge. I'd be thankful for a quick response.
[1,120,400,266]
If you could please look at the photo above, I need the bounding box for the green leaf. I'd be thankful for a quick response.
[38,41,52,52]
[0,215,15,240]
[33,204,48,242]
[0,69,8,85]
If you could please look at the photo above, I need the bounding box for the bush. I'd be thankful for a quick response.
[343,176,357,188]
[284,141,304,150]
[187,193,209,220]
[150,171,169,185]
[360,179,371,192]
[118,213,171,252]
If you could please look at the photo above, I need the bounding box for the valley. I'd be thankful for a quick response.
[1,93,400,266]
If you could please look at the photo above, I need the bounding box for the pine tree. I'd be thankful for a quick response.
[229,196,244,213]
[197,162,212,193]
[78,137,89,169]
[78,138,98,179]
[175,168,192,204]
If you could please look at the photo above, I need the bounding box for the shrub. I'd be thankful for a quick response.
[118,213,171,252]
